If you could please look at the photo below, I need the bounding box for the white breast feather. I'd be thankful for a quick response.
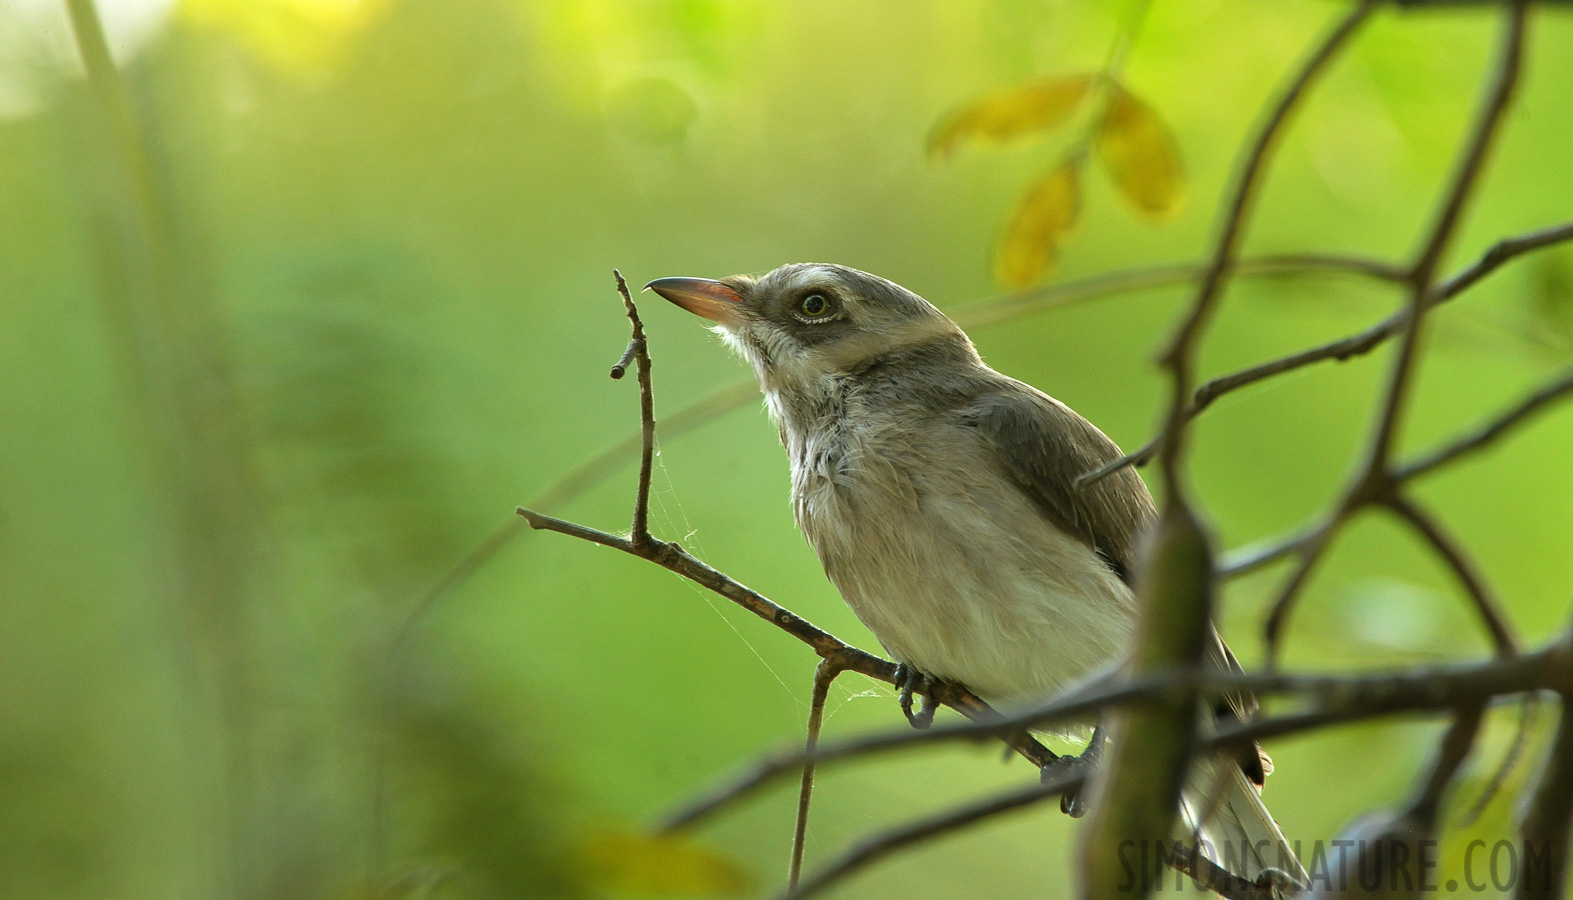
[773,390,1136,714]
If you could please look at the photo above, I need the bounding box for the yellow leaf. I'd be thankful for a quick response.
[573,829,751,896]
[927,74,1096,160]
[994,159,1082,288]
[1094,83,1186,219]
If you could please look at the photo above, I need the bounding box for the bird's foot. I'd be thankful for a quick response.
[893,663,937,730]
[1041,723,1106,818]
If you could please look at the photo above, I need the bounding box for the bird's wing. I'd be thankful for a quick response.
[959,380,1156,580]
[964,380,1270,783]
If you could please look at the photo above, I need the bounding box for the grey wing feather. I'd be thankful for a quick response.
[961,380,1156,579]
[965,378,1272,784]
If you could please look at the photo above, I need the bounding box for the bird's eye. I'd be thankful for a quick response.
[797,293,834,320]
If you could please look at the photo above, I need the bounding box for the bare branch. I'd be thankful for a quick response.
[1395,366,1573,483]
[1155,0,1379,483]
[608,339,641,380]
[1239,5,1532,661]
[1079,221,1573,488]
[781,772,1080,900]
[1224,364,1573,591]
[1384,493,1518,656]
[1439,220,1573,298]
[1366,2,1529,470]
[1219,517,1329,579]
[611,270,658,547]
[1081,505,1214,899]
[788,656,850,892]
[707,654,1569,900]
[658,643,1569,829]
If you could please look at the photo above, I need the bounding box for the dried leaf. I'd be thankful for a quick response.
[574,829,751,896]
[1095,83,1186,218]
[994,159,1082,288]
[928,74,1096,160]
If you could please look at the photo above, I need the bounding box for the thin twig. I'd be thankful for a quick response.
[1395,366,1573,482]
[1155,0,1380,484]
[781,772,1082,900]
[1384,493,1518,656]
[788,655,850,892]
[609,339,641,380]
[1079,219,1573,487]
[612,270,658,546]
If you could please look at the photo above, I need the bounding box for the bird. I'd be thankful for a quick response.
[646,262,1308,887]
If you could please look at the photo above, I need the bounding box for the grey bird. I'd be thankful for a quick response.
[648,262,1308,886]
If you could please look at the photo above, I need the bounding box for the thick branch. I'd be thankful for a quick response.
[1080,506,1213,899]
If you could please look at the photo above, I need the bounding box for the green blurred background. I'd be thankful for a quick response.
[2,0,1571,897]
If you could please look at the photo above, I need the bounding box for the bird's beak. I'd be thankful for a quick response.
[644,277,745,327]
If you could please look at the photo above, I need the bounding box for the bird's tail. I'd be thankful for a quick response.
[1180,755,1309,889]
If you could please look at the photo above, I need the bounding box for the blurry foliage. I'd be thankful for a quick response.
[1529,252,1573,349]
[571,831,751,897]
[378,664,585,900]
[179,0,393,76]
[604,77,699,146]
[1,0,1571,898]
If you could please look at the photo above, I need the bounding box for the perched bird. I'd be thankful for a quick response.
[648,263,1307,886]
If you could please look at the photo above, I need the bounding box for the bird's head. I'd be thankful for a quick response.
[646,263,973,394]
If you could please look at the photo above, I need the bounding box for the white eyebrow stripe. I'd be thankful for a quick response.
[780,264,839,294]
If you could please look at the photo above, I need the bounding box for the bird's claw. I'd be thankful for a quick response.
[1041,723,1106,818]
[893,663,937,729]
